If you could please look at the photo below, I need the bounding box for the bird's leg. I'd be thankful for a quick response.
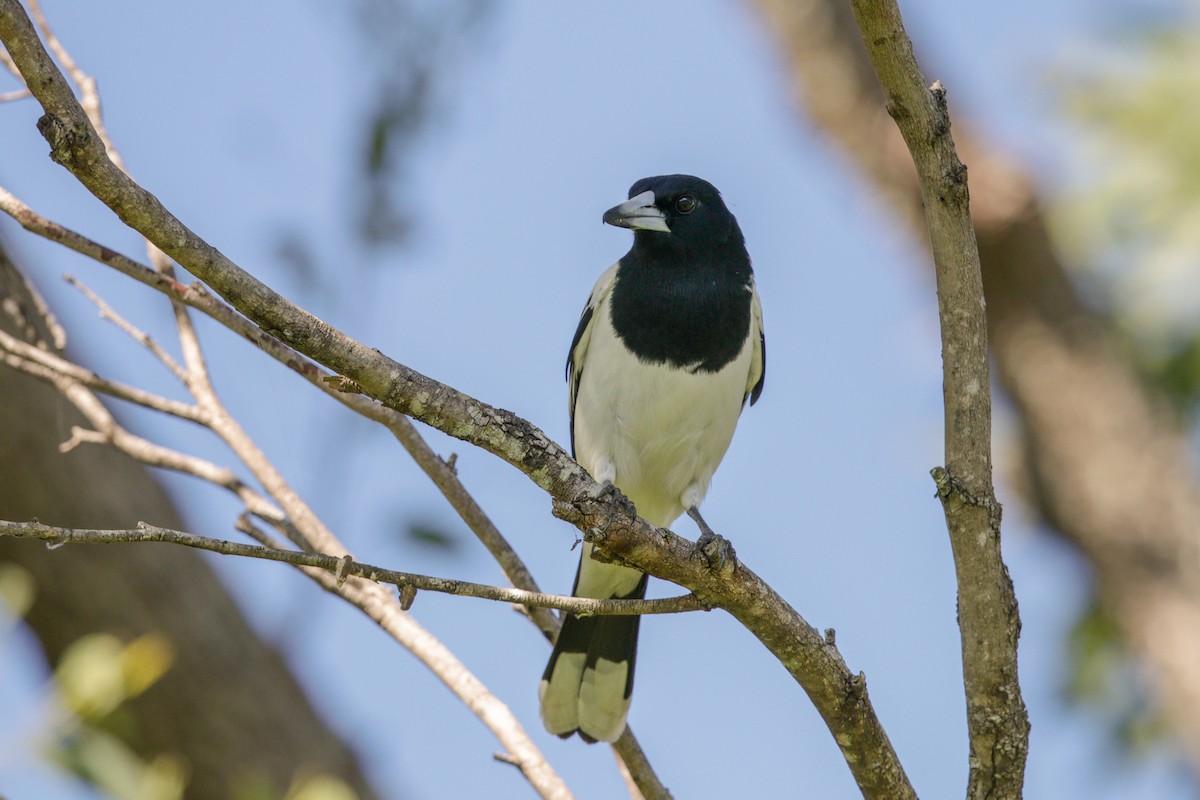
[687,507,737,572]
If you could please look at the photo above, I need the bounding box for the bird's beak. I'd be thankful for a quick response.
[602,190,670,233]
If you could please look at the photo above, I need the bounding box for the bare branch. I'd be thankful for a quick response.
[848,0,1029,796]
[0,5,902,795]
[320,577,573,798]
[33,0,215,434]
[73,401,286,527]
[3,340,303,544]
[64,274,188,382]
[0,327,204,423]
[170,307,575,798]
[0,519,705,616]
[5,301,572,800]
[613,746,647,800]
[0,185,560,637]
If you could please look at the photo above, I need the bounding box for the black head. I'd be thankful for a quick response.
[602,175,755,372]
[602,174,743,254]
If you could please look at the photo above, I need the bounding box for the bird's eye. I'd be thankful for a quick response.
[675,195,697,214]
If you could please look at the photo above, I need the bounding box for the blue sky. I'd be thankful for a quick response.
[0,1,1192,798]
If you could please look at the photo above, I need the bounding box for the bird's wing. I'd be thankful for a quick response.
[567,262,620,456]
[746,278,766,406]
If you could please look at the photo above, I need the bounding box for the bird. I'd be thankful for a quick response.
[539,174,765,743]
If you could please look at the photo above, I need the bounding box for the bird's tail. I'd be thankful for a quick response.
[539,557,649,743]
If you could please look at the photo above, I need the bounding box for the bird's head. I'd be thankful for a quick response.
[602,175,742,251]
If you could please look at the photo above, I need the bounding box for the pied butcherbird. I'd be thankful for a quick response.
[539,174,765,743]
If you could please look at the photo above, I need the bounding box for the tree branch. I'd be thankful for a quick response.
[0,519,707,616]
[65,273,190,381]
[0,185,561,639]
[0,326,205,424]
[847,1,1029,797]
[0,0,581,499]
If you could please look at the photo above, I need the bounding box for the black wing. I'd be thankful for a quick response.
[749,328,765,406]
[744,280,766,406]
[566,302,593,457]
[565,263,620,457]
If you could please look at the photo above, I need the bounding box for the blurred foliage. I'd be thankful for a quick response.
[403,515,461,552]
[232,771,360,800]
[1049,8,1200,416]
[45,634,363,800]
[1049,6,1200,765]
[56,731,187,800]
[0,562,35,619]
[40,633,185,800]
[286,774,361,800]
[56,634,174,720]
[284,1,496,512]
[348,0,492,247]
[1065,600,1173,756]
[277,0,493,298]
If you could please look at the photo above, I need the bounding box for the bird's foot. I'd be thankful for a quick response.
[593,481,635,540]
[687,507,737,573]
[554,480,634,536]
[697,530,737,573]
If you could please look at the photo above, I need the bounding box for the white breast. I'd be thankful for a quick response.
[572,296,754,528]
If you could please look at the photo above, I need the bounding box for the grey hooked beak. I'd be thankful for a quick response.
[602,190,670,233]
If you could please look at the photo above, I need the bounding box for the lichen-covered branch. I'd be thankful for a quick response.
[847,1,1029,796]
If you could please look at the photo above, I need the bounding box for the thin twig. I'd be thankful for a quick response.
[170,298,577,800]
[0,86,28,102]
[0,520,705,616]
[56,401,288,536]
[31,0,211,423]
[0,328,205,423]
[4,253,65,349]
[613,729,667,800]
[64,274,189,383]
[234,512,291,550]
[4,345,297,542]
